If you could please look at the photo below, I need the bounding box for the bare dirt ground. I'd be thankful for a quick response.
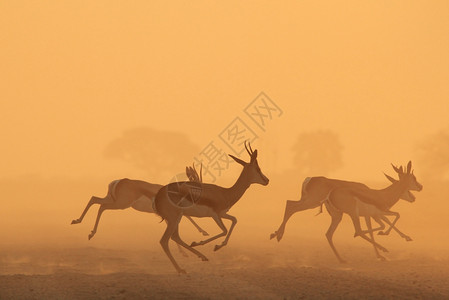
[1,239,448,300]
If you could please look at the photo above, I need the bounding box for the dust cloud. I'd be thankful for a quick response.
[1,1,449,299]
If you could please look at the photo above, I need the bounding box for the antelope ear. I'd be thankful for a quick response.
[406,161,412,174]
[229,154,247,166]
[384,173,397,183]
[185,166,198,182]
[250,149,258,162]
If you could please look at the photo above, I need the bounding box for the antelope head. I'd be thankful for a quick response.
[228,141,269,186]
[384,161,423,202]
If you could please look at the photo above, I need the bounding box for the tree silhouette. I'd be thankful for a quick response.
[415,129,449,182]
[104,127,200,180]
[291,129,343,177]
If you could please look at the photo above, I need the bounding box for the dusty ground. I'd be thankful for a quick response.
[1,238,448,300]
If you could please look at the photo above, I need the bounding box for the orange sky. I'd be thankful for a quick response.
[1,1,449,258]
[1,1,449,181]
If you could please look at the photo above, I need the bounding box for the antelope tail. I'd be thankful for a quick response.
[315,204,324,216]
[315,190,334,216]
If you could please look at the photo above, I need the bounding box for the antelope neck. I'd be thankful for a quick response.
[378,180,408,209]
[225,170,251,208]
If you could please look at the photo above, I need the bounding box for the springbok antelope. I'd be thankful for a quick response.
[270,177,368,242]
[154,141,269,273]
[71,165,208,240]
[324,161,422,262]
[270,162,422,260]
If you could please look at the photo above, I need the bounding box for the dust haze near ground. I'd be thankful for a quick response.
[1,241,449,299]
[1,0,449,299]
[1,175,449,299]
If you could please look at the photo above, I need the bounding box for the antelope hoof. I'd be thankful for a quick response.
[378,231,386,235]
[71,219,80,225]
[270,232,277,240]
[214,244,225,251]
[275,231,284,242]
[200,256,209,261]
[378,255,387,261]
[405,236,413,242]
[88,232,95,240]
[378,246,388,253]
[201,231,209,236]
[190,241,200,247]
[177,268,187,274]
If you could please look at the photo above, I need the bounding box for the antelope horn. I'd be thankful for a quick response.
[186,166,191,180]
[192,164,199,182]
[244,140,252,156]
[248,141,254,155]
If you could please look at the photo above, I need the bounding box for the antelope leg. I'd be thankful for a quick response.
[350,215,388,253]
[190,214,227,247]
[325,209,346,263]
[365,216,386,261]
[171,227,208,261]
[160,217,186,274]
[185,216,209,236]
[214,213,237,251]
[361,216,385,235]
[378,211,400,235]
[270,198,319,242]
[378,215,412,241]
[71,196,111,224]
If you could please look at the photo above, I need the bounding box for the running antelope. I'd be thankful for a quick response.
[324,161,422,262]
[154,141,269,274]
[71,165,208,240]
[270,161,422,260]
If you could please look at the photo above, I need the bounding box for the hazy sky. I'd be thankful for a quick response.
[1,1,448,181]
